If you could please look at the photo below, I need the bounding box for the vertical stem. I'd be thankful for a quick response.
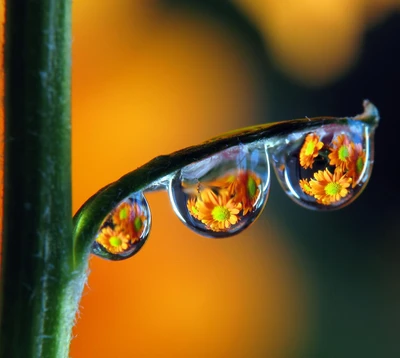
[0,1,86,357]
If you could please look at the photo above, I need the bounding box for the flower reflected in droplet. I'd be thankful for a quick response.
[328,134,353,170]
[310,167,352,205]
[299,178,313,195]
[96,226,130,254]
[110,201,146,242]
[131,204,146,239]
[187,196,200,219]
[112,202,132,227]
[228,171,261,215]
[197,189,242,232]
[299,133,324,169]
[347,142,366,188]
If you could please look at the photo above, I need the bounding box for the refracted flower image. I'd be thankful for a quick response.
[93,196,150,258]
[197,189,242,232]
[309,167,352,205]
[183,169,263,233]
[225,171,261,215]
[168,143,271,238]
[299,133,324,169]
[96,226,130,254]
[328,134,353,171]
[296,130,368,207]
[299,178,313,196]
[347,142,366,188]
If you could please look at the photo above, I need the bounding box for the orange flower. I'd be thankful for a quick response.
[131,204,146,239]
[111,201,146,242]
[112,201,132,227]
[299,178,313,196]
[328,134,353,171]
[227,171,261,215]
[96,226,130,254]
[347,142,366,188]
[309,167,352,205]
[197,189,242,232]
[299,133,324,169]
[187,196,200,219]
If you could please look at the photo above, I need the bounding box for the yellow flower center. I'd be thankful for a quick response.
[305,141,315,155]
[191,205,199,215]
[324,182,342,196]
[134,217,143,232]
[356,157,364,174]
[109,236,122,247]
[247,177,257,198]
[226,175,235,183]
[211,206,230,222]
[338,145,349,161]
[119,208,128,220]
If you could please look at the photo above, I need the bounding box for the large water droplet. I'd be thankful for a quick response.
[271,121,374,210]
[91,193,151,260]
[168,143,270,238]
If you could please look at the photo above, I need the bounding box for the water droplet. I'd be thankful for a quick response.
[271,121,374,210]
[91,193,151,260]
[168,143,270,238]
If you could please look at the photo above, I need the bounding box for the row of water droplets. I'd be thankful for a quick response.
[92,120,374,260]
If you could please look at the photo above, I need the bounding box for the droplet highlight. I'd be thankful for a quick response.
[91,193,151,260]
[169,143,270,238]
[271,121,374,210]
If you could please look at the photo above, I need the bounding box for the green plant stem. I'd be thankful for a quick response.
[0,1,87,357]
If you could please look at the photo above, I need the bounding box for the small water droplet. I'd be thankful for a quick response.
[168,143,270,238]
[271,122,374,210]
[91,193,151,260]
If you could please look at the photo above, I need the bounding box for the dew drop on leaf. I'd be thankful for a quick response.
[91,193,151,260]
[168,142,271,238]
[270,121,374,210]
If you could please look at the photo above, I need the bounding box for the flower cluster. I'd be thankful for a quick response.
[185,170,261,232]
[298,133,366,205]
[96,201,146,254]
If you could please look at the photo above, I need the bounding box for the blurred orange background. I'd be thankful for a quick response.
[2,1,400,357]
